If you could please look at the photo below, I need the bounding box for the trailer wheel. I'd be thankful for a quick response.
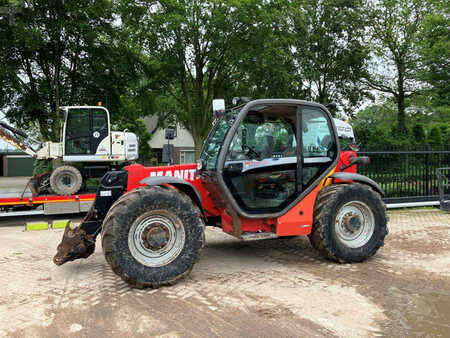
[309,183,387,263]
[101,186,204,288]
[50,165,83,195]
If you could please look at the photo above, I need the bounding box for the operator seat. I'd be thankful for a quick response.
[260,135,274,159]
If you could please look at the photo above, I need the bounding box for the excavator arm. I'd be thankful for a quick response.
[0,121,37,157]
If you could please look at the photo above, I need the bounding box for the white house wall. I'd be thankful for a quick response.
[148,122,195,148]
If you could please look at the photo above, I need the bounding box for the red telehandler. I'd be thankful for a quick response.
[54,99,387,288]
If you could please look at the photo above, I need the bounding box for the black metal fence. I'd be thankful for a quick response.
[357,149,450,203]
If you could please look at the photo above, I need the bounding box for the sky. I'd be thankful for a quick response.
[0,112,16,151]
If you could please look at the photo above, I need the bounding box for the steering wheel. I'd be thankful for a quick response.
[242,144,260,160]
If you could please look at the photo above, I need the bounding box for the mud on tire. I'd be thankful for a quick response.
[309,183,388,263]
[101,186,204,288]
[49,165,83,195]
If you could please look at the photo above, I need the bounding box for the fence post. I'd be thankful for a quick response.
[425,147,430,196]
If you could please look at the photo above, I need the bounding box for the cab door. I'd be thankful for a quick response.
[217,100,338,218]
[64,108,110,156]
[90,110,109,154]
[221,104,299,214]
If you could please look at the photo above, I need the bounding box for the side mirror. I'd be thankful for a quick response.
[212,99,225,114]
[326,102,337,110]
[350,156,370,166]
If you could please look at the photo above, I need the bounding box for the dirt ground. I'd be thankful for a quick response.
[0,208,449,337]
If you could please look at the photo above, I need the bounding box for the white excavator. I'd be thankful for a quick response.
[0,105,138,195]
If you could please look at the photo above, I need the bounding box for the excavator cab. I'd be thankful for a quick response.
[62,106,110,159]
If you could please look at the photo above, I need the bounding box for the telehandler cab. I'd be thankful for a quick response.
[54,99,387,288]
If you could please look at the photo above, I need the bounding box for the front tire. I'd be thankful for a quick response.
[101,186,204,288]
[309,183,388,263]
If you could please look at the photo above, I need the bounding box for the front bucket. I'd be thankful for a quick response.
[53,221,96,265]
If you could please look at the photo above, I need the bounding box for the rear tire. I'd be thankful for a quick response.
[50,165,83,195]
[101,186,204,288]
[309,183,387,263]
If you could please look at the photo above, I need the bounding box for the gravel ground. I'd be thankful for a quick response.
[0,208,449,337]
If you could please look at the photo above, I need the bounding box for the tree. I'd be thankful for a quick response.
[120,0,294,158]
[363,0,431,134]
[0,0,140,141]
[412,123,426,145]
[291,0,371,116]
[428,125,442,148]
[227,1,298,100]
[417,0,450,108]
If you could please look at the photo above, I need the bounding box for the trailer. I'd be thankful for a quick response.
[0,193,95,217]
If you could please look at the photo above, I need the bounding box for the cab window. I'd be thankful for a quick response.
[227,118,296,161]
[92,111,108,131]
[301,107,337,187]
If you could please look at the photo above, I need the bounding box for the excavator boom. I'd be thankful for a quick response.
[0,121,37,157]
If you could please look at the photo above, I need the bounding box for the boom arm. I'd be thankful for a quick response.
[0,121,37,157]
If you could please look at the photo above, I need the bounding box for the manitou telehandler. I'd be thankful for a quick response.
[54,98,387,288]
[0,105,138,196]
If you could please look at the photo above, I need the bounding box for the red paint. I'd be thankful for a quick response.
[275,185,321,236]
[0,193,95,207]
[336,150,357,174]
[125,163,219,217]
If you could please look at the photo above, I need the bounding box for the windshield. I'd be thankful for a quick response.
[200,118,233,169]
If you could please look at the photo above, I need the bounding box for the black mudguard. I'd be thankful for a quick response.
[329,172,384,196]
[139,176,205,217]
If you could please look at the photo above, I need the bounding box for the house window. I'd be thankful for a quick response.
[180,150,195,164]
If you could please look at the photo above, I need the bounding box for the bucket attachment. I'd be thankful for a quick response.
[53,221,96,266]
[53,169,128,266]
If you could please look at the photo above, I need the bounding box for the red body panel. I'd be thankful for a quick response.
[336,150,357,174]
[275,184,321,236]
[125,163,220,217]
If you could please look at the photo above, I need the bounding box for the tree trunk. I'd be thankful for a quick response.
[194,134,204,161]
[396,61,407,134]
[397,93,407,134]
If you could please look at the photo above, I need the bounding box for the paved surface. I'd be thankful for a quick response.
[0,177,32,198]
[0,209,449,337]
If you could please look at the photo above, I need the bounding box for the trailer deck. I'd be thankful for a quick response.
[0,193,95,216]
[0,177,94,216]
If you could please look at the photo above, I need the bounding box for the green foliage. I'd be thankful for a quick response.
[0,0,141,141]
[427,125,442,148]
[291,0,370,115]
[412,123,426,145]
[32,159,52,175]
[417,0,450,108]
[115,93,153,161]
[353,99,450,149]
[1,0,448,155]
[363,0,431,134]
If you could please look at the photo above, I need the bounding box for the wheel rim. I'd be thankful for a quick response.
[335,201,375,248]
[58,172,75,189]
[128,211,185,267]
